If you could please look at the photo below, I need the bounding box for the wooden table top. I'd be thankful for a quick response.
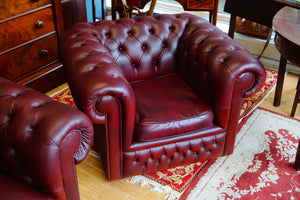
[275,0,300,9]
[272,6,300,46]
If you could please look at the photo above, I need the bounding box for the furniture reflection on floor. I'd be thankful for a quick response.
[111,0,219,25]
[224,0,284,38]
[60,13,265,181]
[0,77,93,199]
[272,6,300,117]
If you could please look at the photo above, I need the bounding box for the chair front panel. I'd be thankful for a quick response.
[123,132,226,177]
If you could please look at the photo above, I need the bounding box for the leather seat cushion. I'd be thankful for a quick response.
[131,73,214,142]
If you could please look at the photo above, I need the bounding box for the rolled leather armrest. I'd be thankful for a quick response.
[60,23,136,148]
[0,78,94,199]
[176,15,266,128]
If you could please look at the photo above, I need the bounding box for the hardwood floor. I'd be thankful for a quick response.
[48,71,300,200]
[260,72,300,120]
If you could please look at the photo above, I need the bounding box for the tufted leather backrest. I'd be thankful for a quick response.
[66,14,193,82]
[175,15,246,105]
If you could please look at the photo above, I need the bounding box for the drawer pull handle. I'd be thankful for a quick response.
[35,20,44,29]
[40,49,48,58]
[198,0,205,3]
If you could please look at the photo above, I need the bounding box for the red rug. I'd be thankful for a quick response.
[179,108,300,200]
[49,68,278,198]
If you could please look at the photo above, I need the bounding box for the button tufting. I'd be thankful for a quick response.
[132,63,137,68]
[26,125,34,133]
[149,28,155,34]
[6,113,14,123]
[111,74,119,79]
[88,65,96,72]
[32,102,42,108]
[229,46,236,50]
[82,54,89,59]
[78,43,86,47]
[23,176,32,184]
[11,92,19,98]
[105,32,111,38]
[119,46,125,52]
[10,149,15,155]
[74,33,81,38]
[128,30,133,36]
[219,57,225,63]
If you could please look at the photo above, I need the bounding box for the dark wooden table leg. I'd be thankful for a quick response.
[273,55,287,107]
[291,75,300,117]
[92,0,96,21]
[228,14,236,38]
[295,140,300,170]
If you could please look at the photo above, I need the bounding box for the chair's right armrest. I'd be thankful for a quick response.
[175,15,266,129]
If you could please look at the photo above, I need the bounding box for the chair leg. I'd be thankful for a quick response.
[291,75,300,117]
[295,140,300,170]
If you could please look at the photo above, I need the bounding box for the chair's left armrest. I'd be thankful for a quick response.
[0,78,94,200]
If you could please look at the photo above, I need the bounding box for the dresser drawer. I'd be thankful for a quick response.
[0,34,58,81]
[187,0,214,10]
[0,0,51,20]
[0,7,55,53]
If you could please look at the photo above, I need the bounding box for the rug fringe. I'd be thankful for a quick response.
[125,175,181,200]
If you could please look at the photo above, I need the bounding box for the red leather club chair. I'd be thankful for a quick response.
[60,13,266,181]
[0,78,94,199]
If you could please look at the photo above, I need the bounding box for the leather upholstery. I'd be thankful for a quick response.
[132,73,214,141]
[60,13,266,181]
[0,78,94,199]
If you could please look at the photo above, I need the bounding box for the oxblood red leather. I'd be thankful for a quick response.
[0,78,94,199]
[60,13,266,181]
[132,73,214,141]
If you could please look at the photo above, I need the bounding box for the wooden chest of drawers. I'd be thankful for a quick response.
[0,0,65,92]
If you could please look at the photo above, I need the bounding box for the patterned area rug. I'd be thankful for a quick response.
[48,68,278,199]
[179,108,300,200]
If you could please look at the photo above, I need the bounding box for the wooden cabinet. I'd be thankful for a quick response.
[112,0,219,25]
[0,0,65,92]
